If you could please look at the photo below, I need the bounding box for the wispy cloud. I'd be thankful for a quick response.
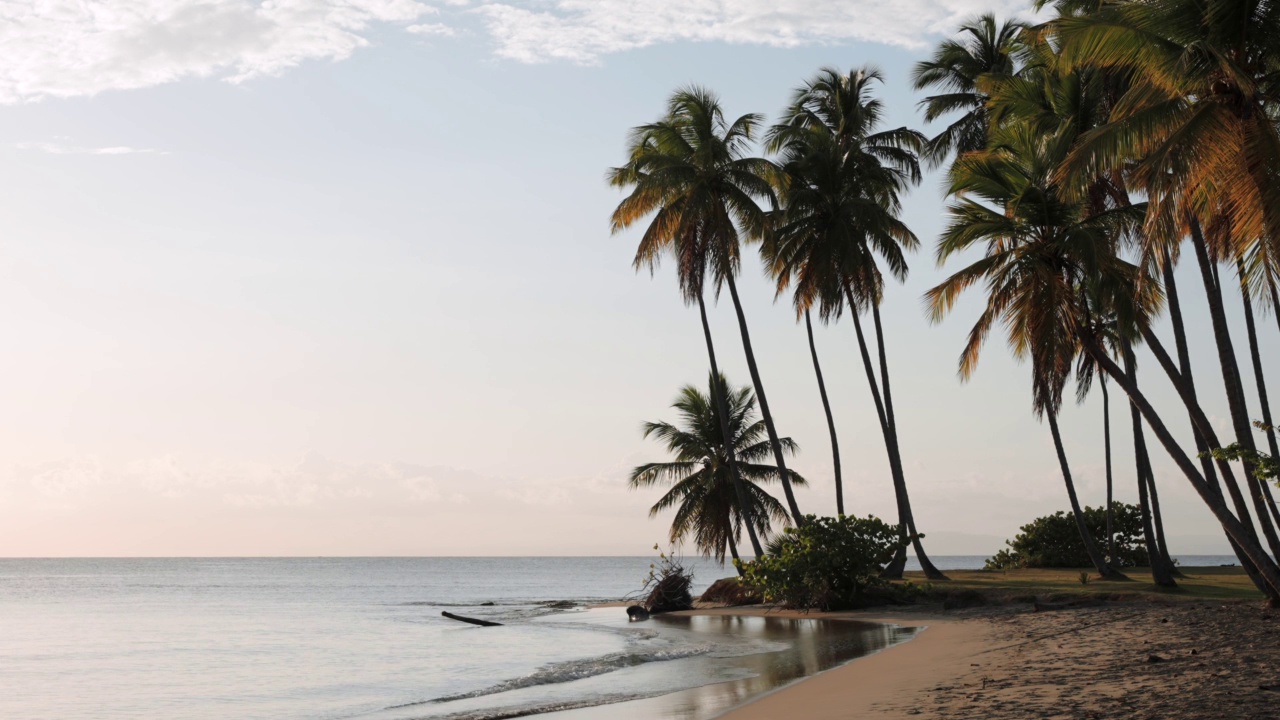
[474,0,1037,64]
[0,0,1037,103]
[16,141,166,155]
[407,22,455,36]
[0,0,447,103]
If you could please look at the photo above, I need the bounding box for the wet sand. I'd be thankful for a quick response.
[713,601,1280,720]
[535,611,917,720]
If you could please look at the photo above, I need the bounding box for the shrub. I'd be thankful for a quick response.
[737,515,908,611]
[984,502,1148,570]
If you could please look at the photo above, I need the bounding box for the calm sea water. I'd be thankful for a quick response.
[0,555,1238,720]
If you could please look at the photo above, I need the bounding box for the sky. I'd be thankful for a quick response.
[0,0,1274,558]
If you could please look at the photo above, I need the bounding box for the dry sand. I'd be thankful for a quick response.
[705,601,1280,720]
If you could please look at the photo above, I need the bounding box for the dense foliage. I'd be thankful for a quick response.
[738,515,907,610]
[985,503,1148,570]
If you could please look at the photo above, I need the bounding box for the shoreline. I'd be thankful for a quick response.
[683,598,1278,720]
[680,607,985,720]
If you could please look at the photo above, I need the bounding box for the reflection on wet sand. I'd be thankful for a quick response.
[538,615,917,720]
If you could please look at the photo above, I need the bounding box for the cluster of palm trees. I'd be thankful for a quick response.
[609,68,947,579]
[611,0,1280,603]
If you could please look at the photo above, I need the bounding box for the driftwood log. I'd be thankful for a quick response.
[442,611,503,627]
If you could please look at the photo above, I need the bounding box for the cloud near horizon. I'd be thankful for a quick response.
[1,0,1034,103]
[16,140,167,155]
[0,452,656,555]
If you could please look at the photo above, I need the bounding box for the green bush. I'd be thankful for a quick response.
[737,515,908,611]
[985,502,1148,570]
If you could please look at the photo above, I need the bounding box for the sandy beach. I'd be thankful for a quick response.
[699,600,1280,720]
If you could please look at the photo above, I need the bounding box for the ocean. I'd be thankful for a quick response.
[0,555,1238,719]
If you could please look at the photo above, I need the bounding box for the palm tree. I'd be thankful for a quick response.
[610,89,763,556]
[1076,284,1178,583]
[1054,0,1280,562]
[911,13,1025,166]
[608,87,804,530]
[928,119,1133,580]
[927,110,1280,600]
[630,373,805,564]
[1056,0,1280,285]
[765,67,947,580]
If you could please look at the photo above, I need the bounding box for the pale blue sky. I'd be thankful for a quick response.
[0,0,1270,557]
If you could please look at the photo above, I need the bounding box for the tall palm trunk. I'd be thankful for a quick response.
[870,301,946,580]
[1239,260,1280,461]
[1046,412,1125,579]
[1085,341,1280,604]
[1100,376,1115,563]
[1236,260,1280,531]
[1145,467,1182,577]
[846,293,910,571]
[1121,346,1177,586]
[805,310,845,516]
[1140,326,1274,591]
[1189,223,1280,562]
[844,287,947,580]
[1162,261,1224,489]
[1143,328,1264,536]
[724,275,804,527]
[697,292,764,558]
[1162,260,1255,576]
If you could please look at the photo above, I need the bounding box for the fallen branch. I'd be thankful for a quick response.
[442,611,503,627]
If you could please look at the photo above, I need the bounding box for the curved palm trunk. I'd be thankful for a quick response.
[1145,467,1182,577]
[728,536,744,576]
[1163,261,1254,577]
[844,288,946,580]
[1189,223,1280,563]
[1236,260,1280,531]
[724,275,804,527]
[805,310,845,516]
[1086,341,1280,603]
[1122,346,1177,586]
[1162,261,1224,490]
[1046,412,1125,579]
[1142,326,1273,589]
[1143,327,1264,536]
[697,292,764,558]
[870,302,946,579]
[1239,259,1280,461]
[1101,376,1115,563]
[847,298,908,573]
[1142,330,1272,593]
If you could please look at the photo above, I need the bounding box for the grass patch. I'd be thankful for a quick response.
[902,566,1262,603]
